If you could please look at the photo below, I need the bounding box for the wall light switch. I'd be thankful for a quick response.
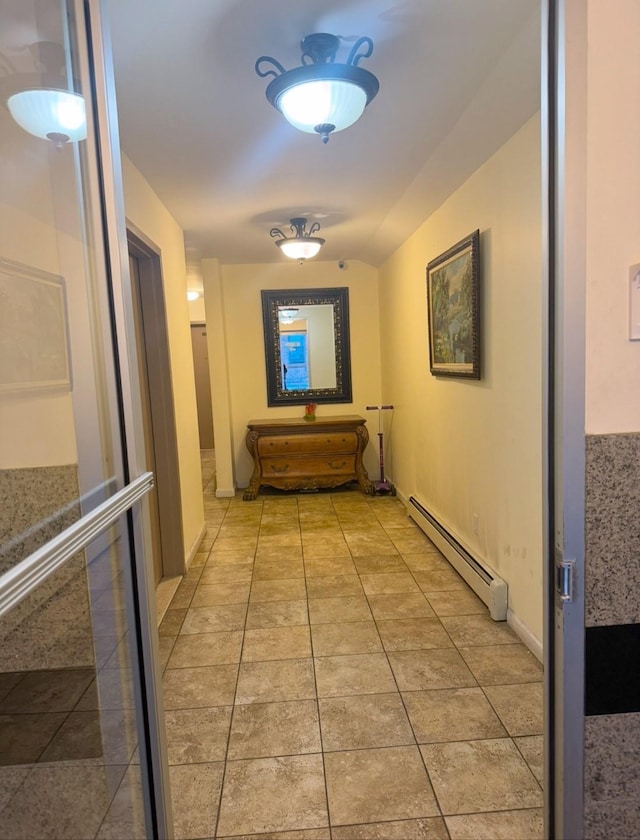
[630,264,640,340]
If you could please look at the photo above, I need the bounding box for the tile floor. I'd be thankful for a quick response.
[158,452,545,840]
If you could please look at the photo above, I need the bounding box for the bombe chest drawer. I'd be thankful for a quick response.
[243,415,373,500]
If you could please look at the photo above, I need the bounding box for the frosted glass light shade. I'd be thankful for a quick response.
[278,239,323,260]
[257,33,379,143]
[7,89,86,143]
[186,290,200,301]
[270,217,325,260]
[279,80,367,135]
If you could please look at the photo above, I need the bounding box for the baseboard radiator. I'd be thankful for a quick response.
[408,496,508,621]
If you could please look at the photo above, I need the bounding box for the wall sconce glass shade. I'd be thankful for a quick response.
[270,218,325,260]
[256,34,379,143]
[7,88,86,146]
[186,290,200,301]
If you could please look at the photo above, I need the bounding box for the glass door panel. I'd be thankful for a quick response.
[0,519,147,839]
[0,0,169,836]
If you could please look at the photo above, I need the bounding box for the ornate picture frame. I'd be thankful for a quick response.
[261,287,352,406]
[426,230,481,379]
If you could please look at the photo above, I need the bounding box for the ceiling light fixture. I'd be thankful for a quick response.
[1,43,87,148]
[256,33,379,144]
[270,218,325,261]
[278,308,299,325]
[7,87,86,147]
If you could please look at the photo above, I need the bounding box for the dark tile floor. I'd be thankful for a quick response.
[159,452,544,840]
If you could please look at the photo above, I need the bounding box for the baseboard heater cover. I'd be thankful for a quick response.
[408,496,507,621]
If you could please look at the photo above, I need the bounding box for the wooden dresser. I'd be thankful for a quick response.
[243,415,373,500]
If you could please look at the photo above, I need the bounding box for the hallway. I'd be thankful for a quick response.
[160,454,544,839]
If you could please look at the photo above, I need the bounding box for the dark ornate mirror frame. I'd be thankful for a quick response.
[261,287,352,406]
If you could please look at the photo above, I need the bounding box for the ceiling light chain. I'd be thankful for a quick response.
[255,33,379,143]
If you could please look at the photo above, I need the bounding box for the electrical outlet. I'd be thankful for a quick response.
[472,513,479,535]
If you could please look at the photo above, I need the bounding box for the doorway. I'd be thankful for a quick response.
[105,3,584,836]
[191,323,215,450]
[128,229,184,582]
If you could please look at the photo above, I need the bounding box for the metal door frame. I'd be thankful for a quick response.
[544,1,587,837]
[81,0,174,834]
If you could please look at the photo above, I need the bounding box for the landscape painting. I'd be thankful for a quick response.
[426,230,480,379]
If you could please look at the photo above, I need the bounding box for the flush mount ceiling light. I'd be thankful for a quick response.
[255,33,379,144]
[270,218,325,261]
[1,42,87,148]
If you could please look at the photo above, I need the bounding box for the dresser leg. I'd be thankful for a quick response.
[243,481,259,501]
[358,475,375,495]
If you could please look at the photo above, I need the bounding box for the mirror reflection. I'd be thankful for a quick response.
[261,288,352,406]
[278,304,337,391]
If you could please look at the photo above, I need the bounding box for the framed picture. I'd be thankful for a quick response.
[0,258,72,395]
[426,229,480,379]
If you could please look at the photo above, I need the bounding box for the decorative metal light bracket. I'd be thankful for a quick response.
[255,33,379,143]
[270,217,325,259]
[270,217,321,242]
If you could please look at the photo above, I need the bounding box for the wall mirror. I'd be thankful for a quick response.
[261,287,352,406]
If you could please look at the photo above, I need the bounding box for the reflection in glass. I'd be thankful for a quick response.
[0,1,157,836]
[0,520,147,838]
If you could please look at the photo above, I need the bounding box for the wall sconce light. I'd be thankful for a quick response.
[256,33,379,144]
[186,290,201,302]
[270,218,325,260]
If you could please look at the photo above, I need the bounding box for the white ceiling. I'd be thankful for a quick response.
[107,0,540,268]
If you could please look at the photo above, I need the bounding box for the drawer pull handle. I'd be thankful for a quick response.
[270,463,289,473]
[328,460,347,470]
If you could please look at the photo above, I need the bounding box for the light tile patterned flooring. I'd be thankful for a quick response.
[159,451,544,839]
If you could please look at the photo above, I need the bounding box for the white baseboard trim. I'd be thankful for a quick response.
[398,487,543,663]
[507,608,543,663]
[215,488,236,498]
[155,576,181,625]
[407,495,508,622]
[185,522,207,571]
[156,522,207,625]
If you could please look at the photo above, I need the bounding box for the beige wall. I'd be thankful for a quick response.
[585,0,640,434]
[121,156,204,560]
[578,7,640,836]
[188,295,206,323]
[379,115,543,644]
[219,260,382,487]
[202,257,235,495]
